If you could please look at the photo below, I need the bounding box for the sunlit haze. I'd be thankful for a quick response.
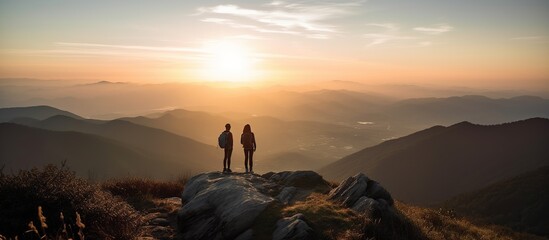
[0,0,548,90]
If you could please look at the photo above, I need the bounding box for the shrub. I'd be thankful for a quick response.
[101,176,187,210]
[0,165,144,239]
[102,176,185,199]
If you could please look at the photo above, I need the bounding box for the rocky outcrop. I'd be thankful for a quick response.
[272,214,316,240]
[264,171,332,205]
[177,171,395,239]
[178,172,274,240]
[328,173,393,218]
[177,171,331,240]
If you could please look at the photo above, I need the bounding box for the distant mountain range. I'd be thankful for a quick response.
[122,108,393,170]
[0,123,171,178]
[387,95,549,127]
[0,106,395,174]
[0,105,82,122]
[2,79,548,127]
[0,106,224,178]
[320,118,549,205]
[13,115,218,172]
[442,166,549,237]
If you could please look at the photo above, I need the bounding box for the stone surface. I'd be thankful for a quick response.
[178,171,335,239]
[266,171,332,192]
[267,171,333,204]
[178,172,275,240]
[234,229,253,240]
[276,186,297,205]
[328,173,370,207]
[329,173,394,216]
[272,213,316,240]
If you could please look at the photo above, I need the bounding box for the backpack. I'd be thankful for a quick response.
[218,131,229,148]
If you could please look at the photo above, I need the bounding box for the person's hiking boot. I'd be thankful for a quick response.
[222,168,226,173]
[245,168,249,173]
[227,168,232,173]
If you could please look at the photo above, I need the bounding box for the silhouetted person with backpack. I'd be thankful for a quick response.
[218,123,233,173]
[241,124,257,173]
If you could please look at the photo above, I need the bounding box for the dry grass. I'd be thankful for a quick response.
[0,165,144,240]
[101,176,187,210]
[282,193,363,239]
[396,202,546,240]
[276,195,542,240]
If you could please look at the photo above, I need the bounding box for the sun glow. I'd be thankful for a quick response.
[201,41,258,82]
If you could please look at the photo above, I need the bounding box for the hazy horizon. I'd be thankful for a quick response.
[1,0,548,91]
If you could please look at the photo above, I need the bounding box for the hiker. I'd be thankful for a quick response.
[241,124,257,173]
[218,123,233,172]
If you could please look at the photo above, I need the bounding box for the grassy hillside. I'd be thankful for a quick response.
[1,165,543,240]
[0,123,188,178]
[0,165,144,239]
[12,115,219,174]
[320,118,549,205]
[442,166,549,237]
[0,105,82,122]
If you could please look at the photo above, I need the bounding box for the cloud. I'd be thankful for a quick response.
[510,36,546,41]
[196,1,364,38]
[367,23,400,31]
[413,24,453,35]
[21,42,319,62]
[362,33,416,46]
[362,22,418,47]
[201,18,300,35]
[56,42,205,53]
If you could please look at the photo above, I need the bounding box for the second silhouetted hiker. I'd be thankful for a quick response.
[241,124,257,173]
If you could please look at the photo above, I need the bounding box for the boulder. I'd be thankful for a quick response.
[234,229,253,240]
[328,173,370,207]
[272,214,316,240]
[178,172,275,240]
[178,171,336,239]
[276,186,297,205]
[267,171,332,204]
[267,171,332,192]
[329,173,393,215]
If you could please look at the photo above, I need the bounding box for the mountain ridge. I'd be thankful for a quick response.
[320,118,549,205]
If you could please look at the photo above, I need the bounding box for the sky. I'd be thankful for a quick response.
[0,0,548,90]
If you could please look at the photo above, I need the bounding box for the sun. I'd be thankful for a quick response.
[201,41,257,82]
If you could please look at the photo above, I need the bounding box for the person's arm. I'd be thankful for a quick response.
[252,133,257,151]
[228,132,233,147]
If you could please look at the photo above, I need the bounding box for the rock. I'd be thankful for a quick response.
[178,172,275,240]
[329,173,393,215]
[268,171,332,192]
[351,196,379,212]
[268,171,333,204]
[178,171,338,239]
[328,173,369,207]
[276,186,297,205]
[364,181,394,206]
[351,196,391,219]
[272,214,316,240]
[234,229,253,240]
